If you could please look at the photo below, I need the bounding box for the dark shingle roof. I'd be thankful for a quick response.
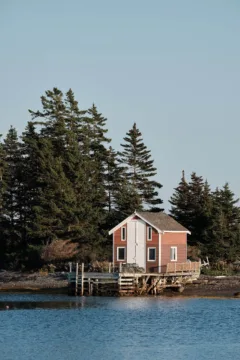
[137,211,189,232]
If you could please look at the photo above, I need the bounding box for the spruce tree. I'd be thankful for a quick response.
[2,127,23,267]
[0,136,7,266]
[0,135,6,211]
[20,122,76,248]
[117,123,163,215]
[170,171,212,246]
[207,184,240,261]
[28,88,112,255]
[169,170,191,228]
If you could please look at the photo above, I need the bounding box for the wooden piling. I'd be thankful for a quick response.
[88,278,91,295]
[67,261,201,297]
[81,263,84,296]
[75,263,79,296]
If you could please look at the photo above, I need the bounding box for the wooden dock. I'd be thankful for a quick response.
[68,262,201,296]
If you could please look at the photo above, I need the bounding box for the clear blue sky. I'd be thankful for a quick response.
[1,0,240,210]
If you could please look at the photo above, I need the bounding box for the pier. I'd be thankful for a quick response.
[68,262,201,296]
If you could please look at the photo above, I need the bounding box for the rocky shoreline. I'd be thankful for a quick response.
[0,271,68,293]
[0,271,240,297]
[181,275,240,298]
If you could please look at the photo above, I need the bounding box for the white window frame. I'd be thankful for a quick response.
[147,226,152,241]
[117,247,126,261]
[121,226,126,241]
[148,247,156,262]
[170,246,177,261]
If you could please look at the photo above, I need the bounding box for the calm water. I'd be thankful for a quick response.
[0,294,239,360]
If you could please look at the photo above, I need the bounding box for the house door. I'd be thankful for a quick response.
[127,220,146,270]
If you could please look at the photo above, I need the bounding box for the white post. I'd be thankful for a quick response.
[75,263,79,296]
[81,263,84,296]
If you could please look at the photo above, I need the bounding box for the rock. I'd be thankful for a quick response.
[234,292,240,298]
[178,286,184,293]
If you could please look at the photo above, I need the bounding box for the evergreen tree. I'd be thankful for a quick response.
[170,172,240,261]
[117,123,163,216]
[0,136,7,266]
[169,170,191,228]
[170,171,212,246]
[188,173,212,246]
[28,88,112,253]
[105,147,122,213]
[20,122,77,249]
[1,127,23,267]
[0,135,6,211]
[207,184,240,261]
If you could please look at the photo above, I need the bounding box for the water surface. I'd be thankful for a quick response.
[0,293,239,360]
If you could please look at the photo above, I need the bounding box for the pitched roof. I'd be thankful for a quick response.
[109,211,190,235]
[137,211,189,232]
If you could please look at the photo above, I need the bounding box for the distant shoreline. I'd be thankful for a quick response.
[0,272,240,298]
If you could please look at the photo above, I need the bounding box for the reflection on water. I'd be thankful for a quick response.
[0,294,240,360]
[0,300,86,310]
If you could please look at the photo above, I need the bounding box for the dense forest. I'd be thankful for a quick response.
[0,88,239,270]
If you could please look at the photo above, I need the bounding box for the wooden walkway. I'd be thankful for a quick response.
[68,262,200,296]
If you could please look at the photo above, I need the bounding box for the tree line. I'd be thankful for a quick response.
[0,88,239,269]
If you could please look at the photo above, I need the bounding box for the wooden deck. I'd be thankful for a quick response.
[68,262,200,296]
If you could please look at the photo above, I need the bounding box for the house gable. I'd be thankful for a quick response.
[109,211,190,235]
[109,212,161,235]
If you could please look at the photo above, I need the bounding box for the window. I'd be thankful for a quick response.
[117,247,126,261]
[170,247,177,261]
[147,226,152,241]
[121,227,126,241]
[148,247,156,261]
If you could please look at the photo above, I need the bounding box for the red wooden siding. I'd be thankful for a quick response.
[114,225,127,265]
[112,220,188,274]
[161,232,187,273]
[146,227,159,273]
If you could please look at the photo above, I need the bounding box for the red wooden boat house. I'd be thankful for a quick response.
[109,211,191,273]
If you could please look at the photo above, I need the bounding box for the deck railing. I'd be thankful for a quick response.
[166,261,201,273]
[69,261,201,276]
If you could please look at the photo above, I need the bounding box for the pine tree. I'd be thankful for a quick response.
[0,135,6,211]
[0,135,7,266]
[207,184,240,261]
[188,173,212,246]
[169,170,191,228]
[86,104,111,222]
[170,172,240,261]
[20,122,76,248]
[28,88,112,255]
[170,171,213,246]
[117,123,163,215]
[1,127,23,267]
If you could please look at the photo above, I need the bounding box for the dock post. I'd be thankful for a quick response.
[96,279,99,295]
[81,263,84,296]
[69,262,72,273]
[88,278,91,295]
[109,262,111,273]
[75,263,79,296]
